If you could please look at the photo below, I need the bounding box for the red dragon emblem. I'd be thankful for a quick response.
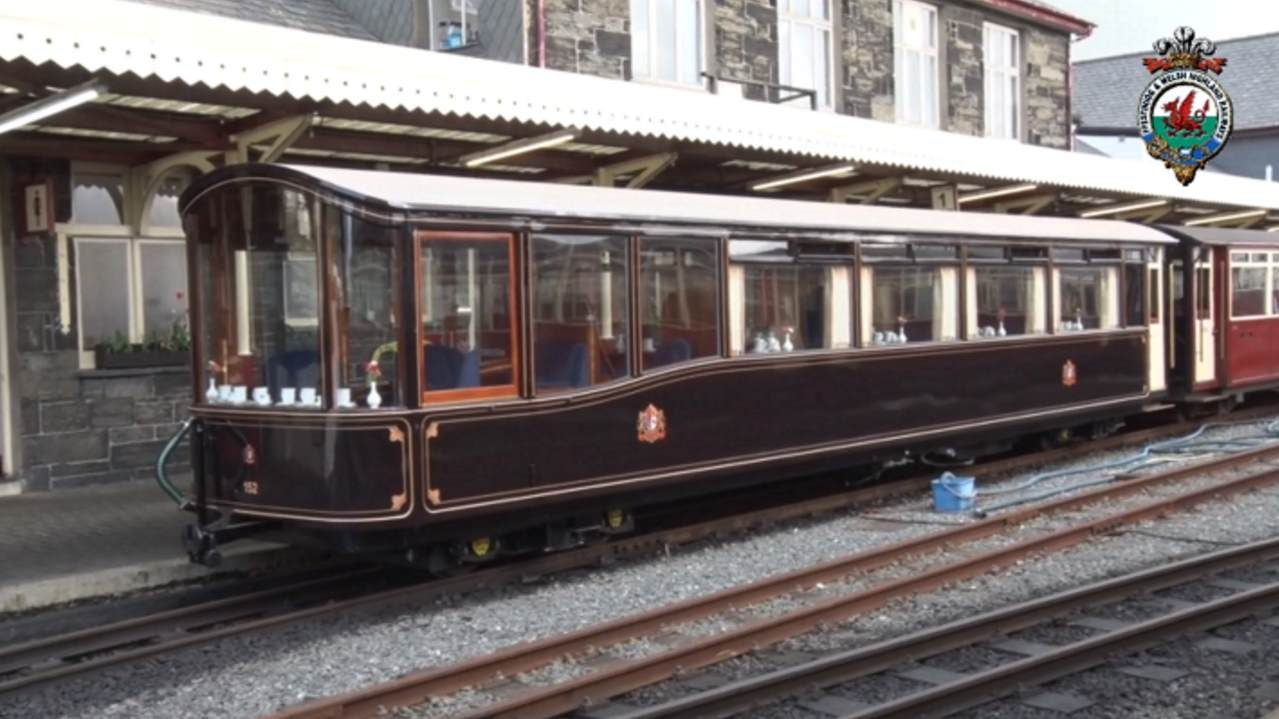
[1161,90,1210,137]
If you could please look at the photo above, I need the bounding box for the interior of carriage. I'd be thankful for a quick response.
[186,180,1160,412]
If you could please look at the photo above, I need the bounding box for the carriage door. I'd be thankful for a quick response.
[1192,254,1217,386]
[1146,251,1166,392]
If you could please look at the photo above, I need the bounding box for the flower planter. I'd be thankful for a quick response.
[94,348,189,369]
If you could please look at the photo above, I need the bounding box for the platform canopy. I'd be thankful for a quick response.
[0,0,1276,230]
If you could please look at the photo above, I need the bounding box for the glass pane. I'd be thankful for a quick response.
[1150,268,1161,322]
[675,0,700,85]
[421,236,514,392]
[1124,263,1146,327]
[640,237,719,369]
[147,174,188,229]
[334,210,401,408]
[792,24,814,90]
[139,243,190,343]
[78,241,130,350]
[730,240,789,261]
[532,234,630,392]
[778,20,791,84]
[975,266,1034,336]
[871,267,938,343]
[744,265,830,352]
[904,51,921,123]
[1232,267,1267,317]
[72,173,125,225]
[1274,268,1279,315]
[923,54,938,126]
[1059,267,1107,330]
[655,0,677,81]
[631,0,650,77]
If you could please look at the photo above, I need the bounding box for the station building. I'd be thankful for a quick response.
[0,0,1276,495]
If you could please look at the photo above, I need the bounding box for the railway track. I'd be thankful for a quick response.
[609,534,1279,719]
[0,406,1270,702]
[266,430,1279,719]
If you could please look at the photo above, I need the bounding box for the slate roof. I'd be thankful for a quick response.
[1074,31,1279,132]
[129,0,376,41]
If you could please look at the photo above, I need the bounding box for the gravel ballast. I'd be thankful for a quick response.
[4,418,1279,719]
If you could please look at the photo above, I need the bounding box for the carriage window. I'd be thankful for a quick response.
[1149,267,1160,322]
[195,184,323,405]
[1232,265,1268,317]
[1124,263,1147,327]
[532,234,630,392]
[640,238,720,369]
[740,265,839,353]
[869,266,951,343]
[333,211,401,408]
[1197,266,1211,320]
[971,266,1043,337]
[419,232,516,397]
[1058,267,1119,331]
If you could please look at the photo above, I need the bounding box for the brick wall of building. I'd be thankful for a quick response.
[713,0,777,101]
[539,0,632,79]
[942,3,984,137]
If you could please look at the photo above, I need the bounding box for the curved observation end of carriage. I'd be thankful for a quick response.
[175,163,1174,564]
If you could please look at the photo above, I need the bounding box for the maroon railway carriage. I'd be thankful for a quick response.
[1160,226,1279,403]
[174,164,1172,566]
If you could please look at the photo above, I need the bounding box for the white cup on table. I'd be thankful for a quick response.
[299,387,317,406]
[279,387,297,405]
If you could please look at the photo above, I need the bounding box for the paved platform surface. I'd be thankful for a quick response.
[0,478,297,612]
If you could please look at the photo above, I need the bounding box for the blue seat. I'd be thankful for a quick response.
[653,338,691,367]
[268,350,319,390]
[425,345,459,390]
[535,341,588,389]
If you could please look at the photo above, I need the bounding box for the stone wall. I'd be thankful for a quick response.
[941,4,983,137]
[713,0,777,101]
[7,159,191,493]
[840,0,894,121]
[538,0,632,79]
[1024,26,1069,148]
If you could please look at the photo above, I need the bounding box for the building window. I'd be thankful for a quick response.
[1058,267,1120,331]
[631,0,703,86]
[893,0,939,127]
[971,266,1044,337]
[531,234,630,392]
[639,237,719,369]
[778,0,833,109]
[428,0,478,50]
[983,22,1020,140]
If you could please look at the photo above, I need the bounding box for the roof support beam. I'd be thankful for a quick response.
[993,192,1058,215]
[1134,206,1173,224]
[829,177,901,204]
[553,152,678,187]
[123,149,220,234]
[231,113,315,163]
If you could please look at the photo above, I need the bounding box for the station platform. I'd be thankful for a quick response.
[0,477,301,613]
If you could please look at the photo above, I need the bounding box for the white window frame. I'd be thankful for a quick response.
[778,0,835,111]
[629,0,706,89]
[983,22,1021,140]
[893,0,940,128]
[64,163,189,368]
[427,0,478,50]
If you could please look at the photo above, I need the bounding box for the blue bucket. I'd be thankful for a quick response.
[932,472,976,512]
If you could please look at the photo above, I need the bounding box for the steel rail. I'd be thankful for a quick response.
[2,410,1210,699]
[267,435,1279,719]
[447,450,1279,719]
[611,535,1279,718]
[848,576,1279,718]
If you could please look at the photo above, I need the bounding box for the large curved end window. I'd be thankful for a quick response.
[193,183,323,406]
[418,231,517,400]
[532,234,630,392]
[639,238,721,370]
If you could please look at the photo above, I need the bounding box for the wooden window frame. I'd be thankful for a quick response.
[415,229,521,403]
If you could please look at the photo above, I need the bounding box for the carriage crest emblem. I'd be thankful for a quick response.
[1136,27,1233,186]
[637,403,667,444]
[1062,359,1078,388]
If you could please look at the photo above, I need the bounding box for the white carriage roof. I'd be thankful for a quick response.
[281,164,1175,244]
[4,0,1279,215]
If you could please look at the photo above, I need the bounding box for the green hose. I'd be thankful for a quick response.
[156,417,193,507]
